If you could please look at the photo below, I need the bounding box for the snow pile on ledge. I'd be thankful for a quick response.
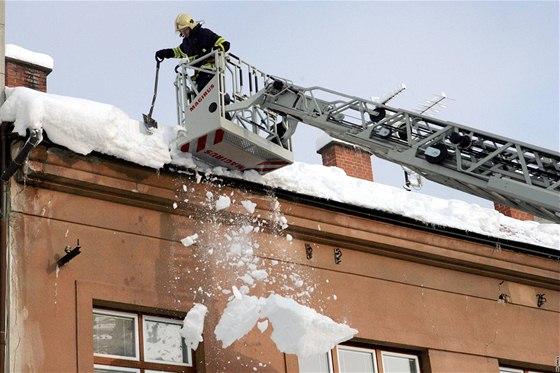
[0,86,558,250]
[6,44,54,70]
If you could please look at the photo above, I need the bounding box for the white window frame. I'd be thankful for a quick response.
[381,351,421,373]
[142,314,192,367]
[298,350,334,373]
[337,345,378,373]
[94,364,140,373]
[93,309,140,361]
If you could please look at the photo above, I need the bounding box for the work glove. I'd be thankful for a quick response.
[155,49,174,60]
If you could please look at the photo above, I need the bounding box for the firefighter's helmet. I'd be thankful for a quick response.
[175,13,198,33]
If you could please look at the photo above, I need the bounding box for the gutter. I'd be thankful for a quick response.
[0,123,42,372]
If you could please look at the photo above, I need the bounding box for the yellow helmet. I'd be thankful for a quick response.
[175,13,198,33]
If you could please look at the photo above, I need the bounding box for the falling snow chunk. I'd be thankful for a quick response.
[214,294,262,348]
[180,303,208,351]
[214,293,357,357]
[241,274,255,285]
[216,195,231,211]
[286,234,293,241]
[241,200,257,214]
[251,269,268,281]
[173,202,178,209]
[180,233,199,247]
[261,294,357,358]
[232,285,243,300]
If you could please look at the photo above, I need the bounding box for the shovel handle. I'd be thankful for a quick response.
[147,58,161,117]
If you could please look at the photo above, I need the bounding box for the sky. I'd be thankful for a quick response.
[5,0,560,208]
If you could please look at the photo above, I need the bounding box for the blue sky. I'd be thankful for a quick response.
[6,1,559,207]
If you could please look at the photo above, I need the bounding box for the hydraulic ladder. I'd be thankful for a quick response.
[175,51,560,222]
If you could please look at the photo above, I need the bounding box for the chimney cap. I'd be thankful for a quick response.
[315,134,372,155]
[6,44,54,71]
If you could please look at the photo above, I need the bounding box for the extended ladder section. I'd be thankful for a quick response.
[175,51,560,222]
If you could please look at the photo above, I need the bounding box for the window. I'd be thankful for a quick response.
[94,366,139,373]
[298,344,421,373]
[500,368,546,373]
[93,309,193,373]
[298,350,333,373]
[338,346,377,373]
[382,352,420,373]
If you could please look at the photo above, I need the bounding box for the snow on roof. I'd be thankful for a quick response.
[0,86,558,251]
[5,44,54,70]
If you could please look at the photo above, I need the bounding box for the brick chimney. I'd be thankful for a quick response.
[317,137,374,181]
[5,44,52,92]
[494,203,534,221]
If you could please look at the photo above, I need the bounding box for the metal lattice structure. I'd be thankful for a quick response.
[175,51,560,222]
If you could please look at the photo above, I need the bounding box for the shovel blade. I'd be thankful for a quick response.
[142,113,158,132]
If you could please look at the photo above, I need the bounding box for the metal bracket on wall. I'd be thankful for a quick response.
[334,248,342,264]
[536,293,547,308]
[305,244,313,260]
[57,239,82,268]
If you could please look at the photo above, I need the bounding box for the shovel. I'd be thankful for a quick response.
[143,56,163,133]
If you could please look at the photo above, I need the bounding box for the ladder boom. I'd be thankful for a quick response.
[254,78,560,222]
[174,52,560,222]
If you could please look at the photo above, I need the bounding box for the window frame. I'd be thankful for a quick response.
[298,350,334,373]
[93,309,140,362]
[500,368,546,373]
[93,307,194,373]
[296,342,423,373]
[94,364,140,373]
[142,314,192,367]
[381,351,421,373]
[336,345,378,373]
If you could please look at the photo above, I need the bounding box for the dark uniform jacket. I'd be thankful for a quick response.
[173,24,230,63]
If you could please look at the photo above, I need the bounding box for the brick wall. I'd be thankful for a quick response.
[494,203,534,221]
[5,57,51,92]
[317,140,374,181]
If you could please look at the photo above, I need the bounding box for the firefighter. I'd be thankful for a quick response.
[156,13,230,92]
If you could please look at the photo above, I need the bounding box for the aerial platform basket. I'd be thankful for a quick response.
[175,51,293,173]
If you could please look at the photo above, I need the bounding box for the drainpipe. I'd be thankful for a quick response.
[1,1,7,370]
[0,125,10,373]
[0,125,41,373]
